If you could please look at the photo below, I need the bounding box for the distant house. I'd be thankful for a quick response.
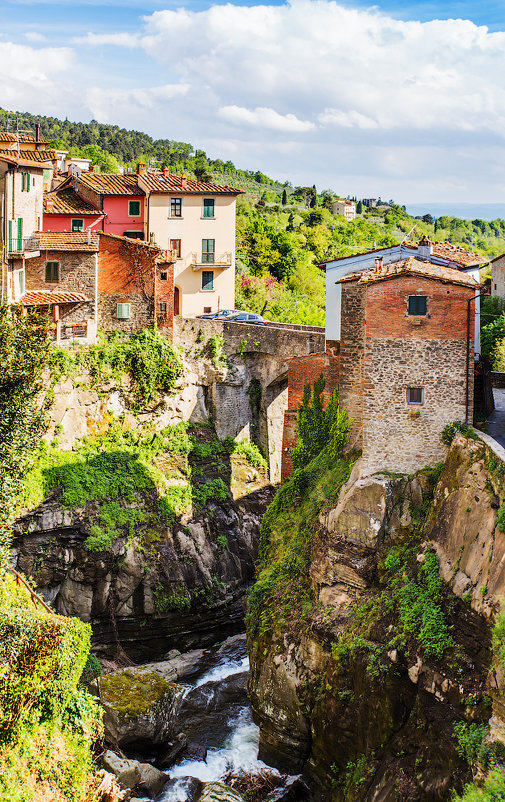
[320,236,485,355]
[71,171,145,239]
[55,151,92,177]
[488,253,505,300]
[137,167,242,317]
[20,231,174,345]
[331,199,356,221]
[0,130,57,191]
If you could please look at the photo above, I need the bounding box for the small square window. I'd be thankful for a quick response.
[45,261,59,283]
[128,200,141,216]
[204,306,212,314]
[408,295,427,315]
[159,302,167,313]
[171,198,182,217]
[160,271,168,281]
[71,218,84,232]
[407,387,423,405]
[117,303,131,319]
[202,270,214,291]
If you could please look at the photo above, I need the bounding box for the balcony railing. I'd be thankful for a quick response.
[189,252,232,270]
[8,236,41,256]
[49,322,89,344]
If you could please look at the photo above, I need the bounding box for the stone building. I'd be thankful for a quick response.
[489,252,505,300]
[331,199,356,221]
[21,231,174,344]
[338,258,478,475]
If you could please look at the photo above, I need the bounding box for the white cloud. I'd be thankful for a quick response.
[25,32,46,42]
[219,105,315,132]
[0,42,73,108]
[85,83,190,123]
[73,32,139,47]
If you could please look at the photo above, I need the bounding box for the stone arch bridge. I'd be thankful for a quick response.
[173,318,325,482]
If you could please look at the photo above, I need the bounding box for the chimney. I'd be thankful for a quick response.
[137,162,146,175]
[374,256,383,270]
[163,167,170,179]
[181,172,187,189]
[46,197,54,211]
[89,165,94,173]
[417,235,432,260]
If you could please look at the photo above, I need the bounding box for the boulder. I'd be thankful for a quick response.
[99,670,184,747]
[157,732,188,769]
[102,751,141,790]
[198,781,247,802]
[134,762,168,798]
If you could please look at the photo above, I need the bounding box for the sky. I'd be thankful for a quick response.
[1,0,505,203]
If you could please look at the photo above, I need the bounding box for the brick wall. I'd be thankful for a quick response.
[24,249,96,323]
[72,179,102,212]
[339,281,367,450]
[98,292,152,335]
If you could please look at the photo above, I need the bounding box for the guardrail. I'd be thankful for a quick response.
[7,566,53,613]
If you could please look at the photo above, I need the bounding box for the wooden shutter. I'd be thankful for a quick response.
[17,218,23,251]
[202,239,215,263]
[8,220,12,252]
[117,303,131,319]
[202,271,214,291]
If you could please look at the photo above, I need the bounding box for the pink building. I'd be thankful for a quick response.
[73,173,145,238]
[43,184,104,232]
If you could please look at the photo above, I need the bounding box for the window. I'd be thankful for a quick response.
[202,239,215,264]
[203,198,215,218]
[408,295,427,315]
[43,169,51,181]
[170,239,181,258]
[159,302,167,313]
[171,198,182,217]
[202,271,214,291]
[128,200,141,216]
[18,270,24,296]
[203,306,211,314]
[407,387,423,405]
[17,218,23,251]
[71,218,84,232]
[123,231,144,240]
[160,271,168,281]
[21,172,30,192]
[8,220,12,252]
[117,303,131,319]
[45,261,59,283]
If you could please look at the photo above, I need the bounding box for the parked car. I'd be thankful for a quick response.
[197,309,243,319]
[228,312,268,325]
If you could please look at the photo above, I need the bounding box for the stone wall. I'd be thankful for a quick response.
[492,254,505,300]
[24,248,96,324]
[339,281,366,450]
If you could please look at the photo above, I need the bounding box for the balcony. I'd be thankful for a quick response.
[189,252,232,271]
[8,236,40,257]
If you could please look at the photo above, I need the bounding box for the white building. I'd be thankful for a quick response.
[331,199,356,221]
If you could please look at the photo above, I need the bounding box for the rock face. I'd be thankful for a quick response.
[198,781,246,802]
[99,670,184,747]
[13,485,274,661]
[248,436,505,801]
[102,750,168,798]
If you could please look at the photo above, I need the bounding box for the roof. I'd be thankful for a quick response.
[0,132,50,145]
[333,199,355,206]
[0,148,57,164]
[97,230,160,251]
[76,172,144,196]
[139,171,242,195]
[21,290,89,306]
[404,240,484,267]
[36,231,100,252]
[337,257,479,289]
[44,187,103,216]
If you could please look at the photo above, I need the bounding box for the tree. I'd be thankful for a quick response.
[356,201,363,215]
[282,189,287,205]
[422,214,434,224]
[0,305,51,563]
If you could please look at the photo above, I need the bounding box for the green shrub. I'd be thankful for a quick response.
[453,722,490,771]
[441,421,477,445]
[79,654,102,686]
[454,766,505,801]
[0,605,90,739]
[497,506,505,534]
[234,439,267,469]
[291,376,351,470]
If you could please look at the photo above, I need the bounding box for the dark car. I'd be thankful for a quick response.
[228,312,267,325]
[197,309,243,320]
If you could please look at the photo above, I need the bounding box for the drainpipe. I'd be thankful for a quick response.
[465,286,490,424]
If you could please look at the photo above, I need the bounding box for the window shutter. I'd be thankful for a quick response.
[21,173,25,192]
[117,303,131,319]
[17,218,23,251]
[45,262,59,282]
[26,173,30,193]
[202,271,214,291]
[8,220,12,252]
[203,199,215,218]
[202,239,215,263]
[18,271,24,295]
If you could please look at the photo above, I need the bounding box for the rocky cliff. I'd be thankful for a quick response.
[247,433,505,800]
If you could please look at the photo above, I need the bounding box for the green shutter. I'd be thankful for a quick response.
[117,303,131,319]
[202,271,214,291]
[8,220,12,252]
[45,262,59,283]
[72,219,84,232]
[44,169,51,181]
[17,218,23,251]
[18,270,24,295]
[21,173,25,192]
[202,239,215,263]
[203,199,215,218]
[26,174,30,193]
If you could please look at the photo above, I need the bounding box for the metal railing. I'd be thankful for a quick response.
[188,251,232,269]
[8,236,40,255]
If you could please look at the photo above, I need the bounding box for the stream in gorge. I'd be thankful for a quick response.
[129,635,300,802]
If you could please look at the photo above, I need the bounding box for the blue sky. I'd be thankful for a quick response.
[1,0,505,202]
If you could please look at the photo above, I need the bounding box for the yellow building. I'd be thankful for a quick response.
[137,168,242,317]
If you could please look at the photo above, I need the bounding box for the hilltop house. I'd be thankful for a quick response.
[488,252,505,300]
[19,231,174,344]
[320,236,485,355]
[331,199,356,221]
[281,258,479,479]
[136,167,242,317]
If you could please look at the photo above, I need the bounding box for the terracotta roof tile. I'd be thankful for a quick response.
[35,231,100,251]
[0,132,50,144]
[139,171,242,195]
[0,148,57,163]
[22,290,89,306]
[76,173,144,196]
[339,257,479,288]
[404,240,484,267]
[43,187,103,216]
